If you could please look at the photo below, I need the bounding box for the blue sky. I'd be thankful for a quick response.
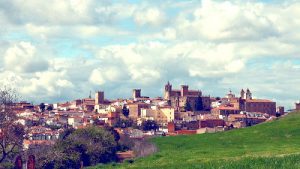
[0,0,300,109]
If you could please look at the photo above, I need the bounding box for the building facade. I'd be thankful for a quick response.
[164,82,211,111]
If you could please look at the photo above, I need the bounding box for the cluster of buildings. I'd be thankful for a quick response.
[7,82,299,149]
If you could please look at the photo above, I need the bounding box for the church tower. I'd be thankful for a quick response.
[240,89,245,99]
[246,88,252,100]
[164,81,172,100]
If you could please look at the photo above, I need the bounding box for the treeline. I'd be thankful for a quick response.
[30,126,126,169]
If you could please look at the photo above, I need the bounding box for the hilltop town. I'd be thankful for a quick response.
[7,82,298,151]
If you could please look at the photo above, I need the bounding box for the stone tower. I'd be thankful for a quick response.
[95,91,104,105]
[240,89,245,99]
[164,81,172,100]
[181,85,189,97]
[132,89,141,99]
[246,88,252,100]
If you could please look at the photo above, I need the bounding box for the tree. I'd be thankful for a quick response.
[0,87,25,163]
[122,105,129,117]
[104,125,120,142]
[114,118,134,128]
[141,120,158,131]
[195,96,203,111]
[43,126,118,168]
[46,104,53,111]
[184,100,192,112]
[39,103,45,112]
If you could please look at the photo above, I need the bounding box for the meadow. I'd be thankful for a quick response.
[91,112,300,169]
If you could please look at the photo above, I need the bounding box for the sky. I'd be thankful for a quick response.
[0,0,300,109]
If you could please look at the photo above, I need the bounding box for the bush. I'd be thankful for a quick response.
[0,162,14,169]
[39,126,118,168]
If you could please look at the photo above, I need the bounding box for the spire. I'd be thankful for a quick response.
[89,91,92,99]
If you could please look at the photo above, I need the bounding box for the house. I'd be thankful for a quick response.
[211,104,240,116]
[127,102,150,119]
[140,106,175,126]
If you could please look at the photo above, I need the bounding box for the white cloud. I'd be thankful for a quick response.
[89,67,125,85]
[4,41,49,73]
[1,0,300,108]
[134,7,166,26]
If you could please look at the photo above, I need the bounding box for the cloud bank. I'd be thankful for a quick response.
[0,0,300,108]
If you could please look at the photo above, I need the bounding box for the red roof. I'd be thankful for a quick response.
[246,99,274,103]
[218,105,240,110]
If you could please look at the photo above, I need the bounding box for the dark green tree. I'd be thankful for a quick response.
[46,104,53,111]
[141,120,159,131]
[195,96,203,111]
[43,126,118,168]
[114,118,134,128]
[39,103,46,112]
[104,125,120,142]
[184,100,192,111]
[122,105,129,117]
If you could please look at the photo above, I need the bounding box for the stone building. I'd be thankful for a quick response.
[238,89,276,115]
[219,89,276,116]
[127,102,150,119]
[132,89,141,99]
[95,91,104,105]
[164,82,211,111]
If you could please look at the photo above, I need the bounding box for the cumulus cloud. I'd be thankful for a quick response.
[134,7,166,26]
[1,0,300,109]
[4,41,49,73]
[0,0,134,25]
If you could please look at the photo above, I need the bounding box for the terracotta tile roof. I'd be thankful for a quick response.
[218,105,240,110]
[246,99,274,103]
[228,114,246,118]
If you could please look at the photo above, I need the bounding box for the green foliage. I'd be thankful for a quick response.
[141,120,158,131]
[42,126,118,168]
[91,112,300,169]
[122,106,129,117]
[0,162,14,169]
[104,125,120,142]
[39,103,45,112]
[46,104,53,111]
[195,96,203,111]
[114,118,134,128]
[59,128,75,140]
[184,100,192,111]
[61,126,117,165]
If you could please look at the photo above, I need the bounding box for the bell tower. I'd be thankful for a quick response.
[246,88,252,100]
[164,81,172,100]
[240,89,245,99]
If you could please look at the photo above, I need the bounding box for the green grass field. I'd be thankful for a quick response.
[91,112,300,169]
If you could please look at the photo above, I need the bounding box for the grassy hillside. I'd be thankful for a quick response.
[91,112,300,169]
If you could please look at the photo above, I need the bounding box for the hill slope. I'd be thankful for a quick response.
[92,112,300,169]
